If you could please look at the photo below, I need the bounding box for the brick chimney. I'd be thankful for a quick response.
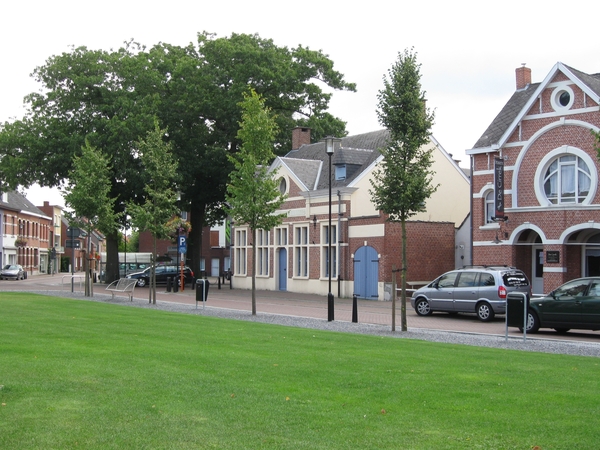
[515,65,531,90]
[291,127,311,150]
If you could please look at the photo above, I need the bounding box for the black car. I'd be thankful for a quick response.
[520,277,600,333]
[126,265,194,287]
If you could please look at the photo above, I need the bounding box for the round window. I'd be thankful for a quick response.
[551,85,574,111]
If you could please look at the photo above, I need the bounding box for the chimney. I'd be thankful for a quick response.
[515,64,531,90]
[291,127,311,150]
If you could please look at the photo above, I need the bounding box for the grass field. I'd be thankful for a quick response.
[1,293,599,449]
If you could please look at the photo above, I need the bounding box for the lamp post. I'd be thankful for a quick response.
[323,136,341,321]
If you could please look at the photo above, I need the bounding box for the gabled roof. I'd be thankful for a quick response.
[0,191,50,219]
[469,62,600,152]
[281,129,387,191]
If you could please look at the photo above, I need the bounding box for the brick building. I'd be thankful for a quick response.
[467,63,600,295]
[0,191,52,275]
[231,128,471,299]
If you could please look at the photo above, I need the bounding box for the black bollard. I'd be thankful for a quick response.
[166,277,172,293]
[352,294,358,323]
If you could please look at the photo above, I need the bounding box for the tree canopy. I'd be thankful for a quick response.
[0,32,355,281]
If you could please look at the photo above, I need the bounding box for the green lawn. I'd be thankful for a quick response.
[0,293,598,449]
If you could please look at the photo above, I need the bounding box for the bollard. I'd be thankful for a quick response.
[166,277,172,293]
[173,277,179,293]
[218,274,221,289]
[352,294,358,323]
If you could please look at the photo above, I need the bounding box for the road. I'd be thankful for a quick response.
[2,274,600,344]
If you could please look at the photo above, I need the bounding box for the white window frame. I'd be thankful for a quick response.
[235,229,247,275]
[256,229,270,277]
[534,146,597,206]
[322,224,337,278]
[294,225,308,278]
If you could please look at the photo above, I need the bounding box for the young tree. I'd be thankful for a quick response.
[63,140,120,296]
[226,90,287,315]
[370,48,437,332]
[127,122,179,304]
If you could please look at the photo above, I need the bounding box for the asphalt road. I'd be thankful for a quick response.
[2,274,600,345]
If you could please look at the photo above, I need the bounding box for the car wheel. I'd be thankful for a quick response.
[415,298,432,316]
[554,328,570,334]
[519,310,540,333]
[476,302,495,322]
[136,278,146,287]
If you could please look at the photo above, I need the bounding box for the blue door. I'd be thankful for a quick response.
[353,246,379,299]
[278,248,287,291]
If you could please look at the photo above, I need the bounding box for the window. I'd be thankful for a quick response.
[543,155,591,204]
[294,226,308,277]
[485,190,495,224]
[279,177,287,195]
[275,226,288,246]
[335,165,346,181]
[235,229,247,275]
[256,229,269,276]
[550,85,574,111]
[322,224,337,278]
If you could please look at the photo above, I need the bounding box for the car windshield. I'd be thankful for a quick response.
[6,265,18,270]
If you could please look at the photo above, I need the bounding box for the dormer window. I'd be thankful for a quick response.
[335,165,346,181]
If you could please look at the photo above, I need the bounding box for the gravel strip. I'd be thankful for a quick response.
[24,290,600,358]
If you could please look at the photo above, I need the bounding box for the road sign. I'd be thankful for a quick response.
[178,236,187,254]
[66,239,81,249]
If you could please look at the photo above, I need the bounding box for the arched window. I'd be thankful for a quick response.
[543,155,591,204]
[485,191,495,224]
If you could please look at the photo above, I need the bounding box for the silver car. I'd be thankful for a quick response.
[1,264,25,280]
[410,267,530,322]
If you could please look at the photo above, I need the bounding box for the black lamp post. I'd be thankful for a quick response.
[323,136,341,321]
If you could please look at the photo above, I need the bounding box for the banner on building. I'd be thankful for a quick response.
[494,157,504,220]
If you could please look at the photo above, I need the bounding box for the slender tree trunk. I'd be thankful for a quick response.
[401,219,408,332]
[152,235,157,304]
[251,228,256,315]
[392,264,397,332]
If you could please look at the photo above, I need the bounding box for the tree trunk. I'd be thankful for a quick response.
[251,228,256,315]
[189,205,206,277]
[105,230,120,284]
[401,219,408,332]
[391,264,396,332]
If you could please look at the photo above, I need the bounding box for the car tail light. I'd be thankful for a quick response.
[498,285,507,299]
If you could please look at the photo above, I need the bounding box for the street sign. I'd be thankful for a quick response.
[178,236,187,254]
[66,239,81,249]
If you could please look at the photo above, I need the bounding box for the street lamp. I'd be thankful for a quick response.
[323,136,341,321]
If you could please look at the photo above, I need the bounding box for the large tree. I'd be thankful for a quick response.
[369,48,437,332]
[0,32,355,281]
[226,90,287,315]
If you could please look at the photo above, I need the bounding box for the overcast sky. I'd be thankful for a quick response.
[3,0,599,206]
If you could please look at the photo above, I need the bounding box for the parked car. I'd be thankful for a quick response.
[1,264,25,280]
[410,266,530,321]
[126,265,194,287]
[519,277,600,333]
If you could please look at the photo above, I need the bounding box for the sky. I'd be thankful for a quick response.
[2,0,599,207]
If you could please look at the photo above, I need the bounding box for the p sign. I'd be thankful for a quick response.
[178,236,187,254]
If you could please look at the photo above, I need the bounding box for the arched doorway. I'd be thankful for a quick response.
[353,246,378,299]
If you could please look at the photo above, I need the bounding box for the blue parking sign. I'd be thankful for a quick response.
[178,236,187,254]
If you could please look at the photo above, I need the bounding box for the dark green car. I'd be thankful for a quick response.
[522,277,600,333]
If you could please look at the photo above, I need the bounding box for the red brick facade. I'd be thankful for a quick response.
[468,63,600,294]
